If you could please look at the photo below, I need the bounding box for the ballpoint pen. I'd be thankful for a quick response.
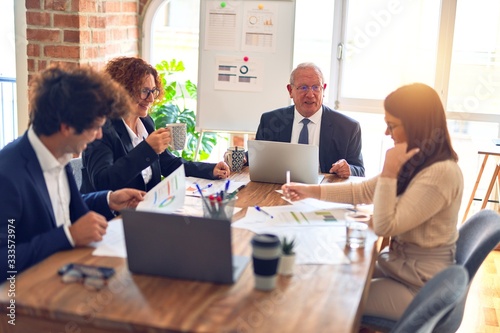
[255,205,274,219]
[285,170,290,198]
[192,183,213,194]
[196,183,213,213]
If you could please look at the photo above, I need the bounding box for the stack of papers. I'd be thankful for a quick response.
[233,202,361,265]
[91,165,368,265]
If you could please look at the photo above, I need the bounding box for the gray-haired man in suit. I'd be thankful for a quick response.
[255,62,364,177]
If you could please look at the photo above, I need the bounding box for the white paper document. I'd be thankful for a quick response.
[233,205,351,265]
[185,177,247,198]
[90,218,127,258]
[233,205,349,229]
[136,165,185,212]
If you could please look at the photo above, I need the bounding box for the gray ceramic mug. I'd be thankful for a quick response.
[166,123,187,150]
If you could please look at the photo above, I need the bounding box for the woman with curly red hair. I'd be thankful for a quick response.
[81,57,230,193]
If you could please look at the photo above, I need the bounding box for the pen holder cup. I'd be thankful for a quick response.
[202,196,238,220]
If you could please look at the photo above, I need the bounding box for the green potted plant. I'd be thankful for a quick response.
[278,236,296,276]
[149,59,221,161]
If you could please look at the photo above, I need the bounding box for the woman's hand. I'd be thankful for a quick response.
[281,182,320,201]
[146,128,171,154]
[381,142,420,178]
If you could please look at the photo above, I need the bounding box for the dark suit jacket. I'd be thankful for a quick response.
[0,133,112,281]
[81,116,217,193]
[255,105,365,176]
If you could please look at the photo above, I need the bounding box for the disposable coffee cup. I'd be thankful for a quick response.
[166,123,187,150]
[345,212,370,249]
[251,234,281,291]
[224,146,245,172]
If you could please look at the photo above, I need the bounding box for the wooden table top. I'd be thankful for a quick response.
[0,168,379,333]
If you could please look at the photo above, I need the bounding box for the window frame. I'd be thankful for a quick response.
[330,0,500,127]
[142,0,500,129]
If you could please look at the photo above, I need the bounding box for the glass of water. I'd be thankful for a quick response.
[345,211,370,249]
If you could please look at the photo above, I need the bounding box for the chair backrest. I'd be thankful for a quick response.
[69,157,83,190]
[390,265,469,333]
[433,209,500,333]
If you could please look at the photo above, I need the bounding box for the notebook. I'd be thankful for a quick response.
[247,140,323,184]
[120,209,249,284]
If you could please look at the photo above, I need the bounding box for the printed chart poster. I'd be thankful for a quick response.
[204,0,242,51]
[242,2,277,53]
[136,165,186,213]
[214,55,264,92]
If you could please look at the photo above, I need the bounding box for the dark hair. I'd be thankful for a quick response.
[104,56,164,107]
[384,83,458,195]
[29,64,130,135]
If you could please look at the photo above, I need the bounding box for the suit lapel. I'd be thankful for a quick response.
[19,135,57,227]
[141,116,162,186]
[282,106,295,142]
[318,107,333,169]
[112,118,135,153]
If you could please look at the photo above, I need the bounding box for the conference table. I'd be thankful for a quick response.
[0,168,380,333]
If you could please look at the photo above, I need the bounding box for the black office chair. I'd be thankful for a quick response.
[69,157,83,190]
[361,209,500,332]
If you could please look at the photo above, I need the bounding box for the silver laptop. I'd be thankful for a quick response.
[120,209,249,284]
[248,140,323,184]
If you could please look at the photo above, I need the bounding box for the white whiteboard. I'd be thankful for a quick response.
[197,0,295,133]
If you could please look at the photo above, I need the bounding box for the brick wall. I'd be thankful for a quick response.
[24,0,149,82]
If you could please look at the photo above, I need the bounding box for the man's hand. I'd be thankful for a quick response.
[69,211,108,246]
[329,159,351,178]
[109,189,146,211]
[213,161,231,179]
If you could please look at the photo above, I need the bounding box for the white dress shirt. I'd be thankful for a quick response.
[290,107,322,146]
[122,118,153,184]
[27,127,75,246]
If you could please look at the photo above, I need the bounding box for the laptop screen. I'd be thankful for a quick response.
[247,140,321,184]
[121,210,249,284]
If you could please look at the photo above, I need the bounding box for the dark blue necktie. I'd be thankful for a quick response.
[298,118,310,144]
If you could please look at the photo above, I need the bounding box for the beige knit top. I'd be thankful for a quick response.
[320,160,463,248]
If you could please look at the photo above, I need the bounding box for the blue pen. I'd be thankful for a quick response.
[192,183,213,194]
[224,179,231,194]
[196,183,213,213]
[255,205,274,219]
[201,183,213,191]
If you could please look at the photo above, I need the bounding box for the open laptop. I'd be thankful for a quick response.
[248,140,323,184]
[120,209,249,284]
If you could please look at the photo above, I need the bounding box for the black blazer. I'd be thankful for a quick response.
[0,133,112,280]
[81,116,217,193]
[255,105,365,176]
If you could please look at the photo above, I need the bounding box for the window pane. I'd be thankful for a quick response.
[151,0,200,84]
[341,0,440,100]
[447,0,500,115]
[293,0,334,83]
